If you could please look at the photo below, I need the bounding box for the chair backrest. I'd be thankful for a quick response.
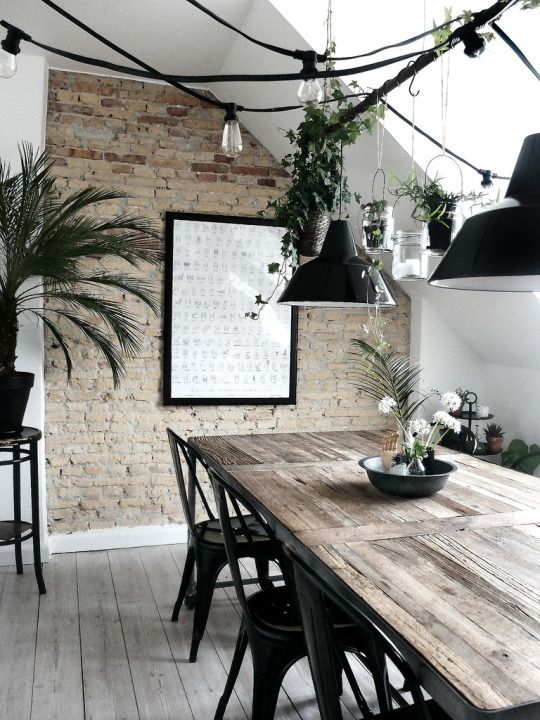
[284,544,433,720]
[208,466,277,617]
[167,428,216,535]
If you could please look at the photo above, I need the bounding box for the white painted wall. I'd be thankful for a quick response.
[0,53,49,564]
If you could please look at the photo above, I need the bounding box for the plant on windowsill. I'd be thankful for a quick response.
[0,144,161,436]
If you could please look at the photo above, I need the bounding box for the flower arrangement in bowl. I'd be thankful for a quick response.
[351,337,459,496]
[377,393,462,474]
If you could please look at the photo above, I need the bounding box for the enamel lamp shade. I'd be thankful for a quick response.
[278,219,396,307]
[429,133,540,291]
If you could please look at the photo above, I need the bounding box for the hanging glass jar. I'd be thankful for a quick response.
[360,169,394,254]
[361,201,394,253]
[392,232,428,280]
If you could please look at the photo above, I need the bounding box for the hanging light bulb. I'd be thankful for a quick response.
[297,78,323,106]
[221,103,243,157]
[297,51,322,106]
[0,22,29,79]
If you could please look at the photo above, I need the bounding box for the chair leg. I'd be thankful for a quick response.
[172,544,196,622]
[189,552,221,662]
[214,628,248,720]
[368,640,393,713]
[254,556,272,590]
[250,642,291,720]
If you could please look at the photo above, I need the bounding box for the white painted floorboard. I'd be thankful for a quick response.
[0,544,377,720]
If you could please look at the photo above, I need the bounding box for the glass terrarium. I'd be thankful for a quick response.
[392,231,428,280]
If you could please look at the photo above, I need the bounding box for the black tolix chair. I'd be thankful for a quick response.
[209,466,396,720]
[285,544,452,720]
[167,428,276,662]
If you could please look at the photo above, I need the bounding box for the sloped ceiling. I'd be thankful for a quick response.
[2,0,539,371]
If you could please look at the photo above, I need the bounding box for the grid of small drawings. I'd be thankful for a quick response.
[169,218,294,400]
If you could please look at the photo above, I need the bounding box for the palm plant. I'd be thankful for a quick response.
[0,144,161,387]
[350,338,425,426]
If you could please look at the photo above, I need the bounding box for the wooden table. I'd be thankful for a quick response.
[189,429,540,720]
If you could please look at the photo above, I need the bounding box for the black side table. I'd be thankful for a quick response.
[0,427,46,594]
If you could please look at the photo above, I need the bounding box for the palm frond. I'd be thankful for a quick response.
[351,338,424,424]
[0,144,160,381]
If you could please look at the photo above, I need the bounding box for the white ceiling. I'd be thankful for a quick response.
[0,0,254,76]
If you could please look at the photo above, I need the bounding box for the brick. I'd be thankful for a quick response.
[137,114,178,126]
[191,162,229,173]
[166,106,188,117]
[104,152,146,164]
[230,165,270,177]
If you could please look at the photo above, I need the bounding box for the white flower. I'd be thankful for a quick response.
[440,392,461,412]
[433,411,461,434]
[378,396,397,415]
[362,324,369,334]
[410,418,431,437]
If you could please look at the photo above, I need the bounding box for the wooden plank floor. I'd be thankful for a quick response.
[0,545,379,720]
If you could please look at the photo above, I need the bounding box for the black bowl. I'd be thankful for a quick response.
[359,456,457,498]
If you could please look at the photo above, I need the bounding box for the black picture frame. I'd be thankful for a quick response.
[163,212,298,406]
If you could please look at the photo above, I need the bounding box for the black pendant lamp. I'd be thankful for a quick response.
[278,219,396,307]
[429,133,540,291]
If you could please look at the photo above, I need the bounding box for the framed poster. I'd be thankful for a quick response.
[163,212,298,405]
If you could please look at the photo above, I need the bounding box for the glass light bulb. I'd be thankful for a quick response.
[297,78,323,106]
[0,49,17,79]
[221,119,243,157]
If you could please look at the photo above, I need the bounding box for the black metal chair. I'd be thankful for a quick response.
[167,428,275,662]
[285,544,452,720]
[210,467,398,720]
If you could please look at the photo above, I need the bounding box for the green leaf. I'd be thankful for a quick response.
[0,144,160,383]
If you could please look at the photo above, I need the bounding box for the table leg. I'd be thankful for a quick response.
[13,446,23,575]
[293,568,344,720]
[29,439,46,595]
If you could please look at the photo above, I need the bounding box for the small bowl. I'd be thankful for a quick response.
[359,456,457,498]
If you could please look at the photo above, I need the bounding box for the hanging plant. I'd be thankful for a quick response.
[247,82,383,318]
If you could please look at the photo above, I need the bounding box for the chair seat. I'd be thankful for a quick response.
[197,514,268,544]
[248,585,369,635]
[249,586,303,632]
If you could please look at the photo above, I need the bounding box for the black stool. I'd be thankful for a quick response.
[0,427,46,594]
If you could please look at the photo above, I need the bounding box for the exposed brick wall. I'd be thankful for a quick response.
[44,70,410,533]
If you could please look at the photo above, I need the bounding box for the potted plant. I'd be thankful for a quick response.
[0,145,160,436]
[392,173,480,254]
[484,423,505,454]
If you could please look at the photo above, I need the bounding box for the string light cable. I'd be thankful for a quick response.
[0,0,529,170]
[491,21,540,80]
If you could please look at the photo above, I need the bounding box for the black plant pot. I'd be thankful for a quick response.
[427,206,455,254]
[0,372,35,437]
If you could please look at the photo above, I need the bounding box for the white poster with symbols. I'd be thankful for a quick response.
[163,213,297,405]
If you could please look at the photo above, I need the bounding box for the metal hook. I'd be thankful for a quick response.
[407,61,420,97]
